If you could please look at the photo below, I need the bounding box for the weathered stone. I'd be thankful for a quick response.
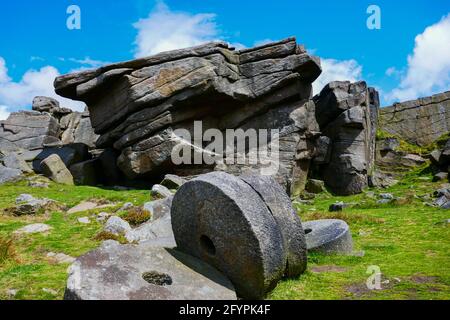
[313,81,379,195]
[144,196,173,221]
[31,143,90,173]
[380,91,450,146]
[2,152,33,173]
[0,164,22,185]
[171,172,286,299]
[125,214,175,245]
[239,173,307,277]
[303,219,353,254]
[104,216,132,235]
[54,39,322,194]
[69,159,98,186]
[14,223,52,235]
[378,138,399,152]
[40,154,74,185]
[151,184,173,199]
[160,174,186,190]
[329,202,349,212]
[6,194,62,216]
[78,217,91,224]
[433,172,449,182]
[305,179,325,194]
[64,241,236,300]
[32,96,60,113]
[47,252,76,264]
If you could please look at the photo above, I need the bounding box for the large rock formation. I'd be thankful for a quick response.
[380,91,450,146]
[54,38,322,195]
[311,81,380,195]
[0,97,101,184]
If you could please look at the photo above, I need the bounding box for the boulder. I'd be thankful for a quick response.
[305,179,325,194]
[104,216,132,235]
[151,184,173,199]
[313,81,379,195]
[303,219,353,254]
[144,196,173,221]
[0,164,22,185]
[160,174,186,190]
[69,159,98,186]
[329,202,349,212]
[6,194,62,216]
[40,154,74,185]
[14,223,52,235]
[64,241,236,300]
[2,152,33,173]
[171,172,293,299]
[54,38,322,195]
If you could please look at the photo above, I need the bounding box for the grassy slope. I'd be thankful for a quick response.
[0,169,449,300]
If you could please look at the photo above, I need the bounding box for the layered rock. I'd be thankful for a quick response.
[54,38,322,195]
[311,81,379,195]
[380,91,450,146]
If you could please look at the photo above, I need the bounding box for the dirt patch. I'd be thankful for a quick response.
[310,265,349,273]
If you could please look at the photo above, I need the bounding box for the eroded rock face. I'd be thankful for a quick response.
[65,241,236,300]
[380,91,450,147]
[312,81,379,195]
[54,38,322,194]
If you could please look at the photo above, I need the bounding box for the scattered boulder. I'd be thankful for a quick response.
[144,196,173,221]
[47,252,76,264]
[151,184,173,199]
[78,217,91,224]
[40,154,74,185]
[433,172,449,182]
[160,174,186,190]
[5,194,63,216]
[14,223,52,235]
[305,179,325,194]
[303,219,353,254]
[104,216,132,235]
[1,152,33,173]
[0,164,22,185]
[64,241,236,300]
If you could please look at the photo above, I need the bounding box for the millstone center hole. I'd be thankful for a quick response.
[304,228,313,235]
[142,271,172,286]
[200,235,216,255]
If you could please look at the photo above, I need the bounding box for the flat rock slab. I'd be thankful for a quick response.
[67,201,115,214]
[64,241,236,300]
[303,219,353,254]
[171,172,286,299]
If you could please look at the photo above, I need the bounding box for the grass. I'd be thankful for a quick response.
[269,167,450,300]
[0,171,449,300]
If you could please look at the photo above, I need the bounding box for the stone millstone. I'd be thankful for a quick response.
[171,172,285,299]
[303,219,353,254]
[239,173,307,277]
[64,240,236,300]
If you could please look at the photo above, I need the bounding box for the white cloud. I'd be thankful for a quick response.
[312,58,363,94]
[133,2,219,57]
[387,14,450,102]
[0,105,10,120]
[0,57,85,113]
[68,57,110,69]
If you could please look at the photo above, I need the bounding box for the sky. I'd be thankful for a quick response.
[0,0,449,119]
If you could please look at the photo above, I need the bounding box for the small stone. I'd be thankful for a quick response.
[379,193,394,200]
[433,172,449,182]
[96,212,110,222]
[151,184,173,199]
[14,223,52,235]
[28,181,49,188]
[104,216,131,235]
[78,217,90,224]
[42,288,58,296]
[377,199,393,205]
[67,201,99,214]
[7,289,18,297]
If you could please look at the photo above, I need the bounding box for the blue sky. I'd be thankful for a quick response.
[0,0,449,118]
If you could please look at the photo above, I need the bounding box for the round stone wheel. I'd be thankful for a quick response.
[303,219,353,254]
[171,172,286,299]
[64,241,236,300]
[239,174,307,277]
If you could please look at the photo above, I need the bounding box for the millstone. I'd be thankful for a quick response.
[171,172,286,299]
[303,219,353,254]
[64,240,236,300]
[239,173,307,277]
